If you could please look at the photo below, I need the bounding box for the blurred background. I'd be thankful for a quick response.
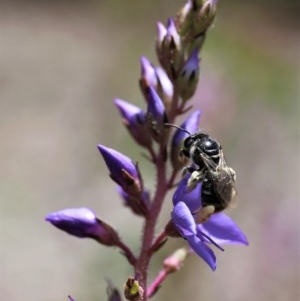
[0,0,299,300]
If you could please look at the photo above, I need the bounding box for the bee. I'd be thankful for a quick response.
[165,123,237,221]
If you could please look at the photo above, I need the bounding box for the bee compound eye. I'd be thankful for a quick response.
[183,136,193,148]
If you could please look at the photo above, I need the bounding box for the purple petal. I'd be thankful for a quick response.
[45,207,97,238]
[172,110,201,148]
[181,48,200,79]
[114,98,143,122]
[68,296,76,301]
[172,175,202,213]
[197,212,249,245]
[98,145,138,186]
[171,201,196,238]
[140,56,157,88]
[166,18,180,48]
[147,86,166,126]
[187,235,216,271]
[156,22,167,44]
[155,67,173,98]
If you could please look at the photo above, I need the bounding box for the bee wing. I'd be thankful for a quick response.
[199,152,218,171]
[229,186,239,208]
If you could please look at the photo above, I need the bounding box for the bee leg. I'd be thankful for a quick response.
[182,166,196,177]
[195,205,215,224]
[186,169,205,191]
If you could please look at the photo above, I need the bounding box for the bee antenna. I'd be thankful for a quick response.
[164,123,191,135]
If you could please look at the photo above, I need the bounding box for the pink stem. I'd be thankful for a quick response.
[147,270,168,298]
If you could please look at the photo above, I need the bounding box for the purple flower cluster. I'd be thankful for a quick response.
[45,1,249,300]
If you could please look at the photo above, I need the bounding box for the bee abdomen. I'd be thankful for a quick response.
[201,180,225,213]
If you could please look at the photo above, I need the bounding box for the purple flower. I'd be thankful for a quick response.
[156,21,167,45]
[155,67,174,100]
[166,18,181,50]
[146,86,168,140]
[114,98,152,148]
[171,176,248,270]
[68,296,76,301]
[178,47,200,101]
[45,207,98,238]
[156,19,183,80]
[98,145,142,194]
[140,56,157,89]
[46,207,120,246]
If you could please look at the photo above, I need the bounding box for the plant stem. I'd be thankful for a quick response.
[147,270,168,298]
[134,147,168,300]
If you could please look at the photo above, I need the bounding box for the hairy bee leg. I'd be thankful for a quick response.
[182,166,196,177]
[186,169,205,191]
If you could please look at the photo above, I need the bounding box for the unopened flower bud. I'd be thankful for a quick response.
[146,87,169,142]
[45,207,120,246]
[98,145,142,195]
[177,47,200,101]
[139,57,173,110]
[124,277,144,301]
[163,248,188,273]
[114,98,152,148]
[193,0,217,35]
[139,56,158,100]
[155,67,174,111]
[156,19,184,80]
[175,0,194,36]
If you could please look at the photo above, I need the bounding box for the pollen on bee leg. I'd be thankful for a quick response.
[186,170,203,191]
[195,205,215,224]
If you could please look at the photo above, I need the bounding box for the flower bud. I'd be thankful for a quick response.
[139,58,173,111]
[45,207,120,246]
[124,277,144,301]
[114,98,152,148]
[98,145,142,195]
[146,87,169,143]
[193,0,217,35]
[155,67,174,111]
[156,19,184,80]
[175,0,194,36]
[163,248,188,273]
[177,47,200,101]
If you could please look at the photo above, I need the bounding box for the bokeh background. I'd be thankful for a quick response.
[0,0,299,300]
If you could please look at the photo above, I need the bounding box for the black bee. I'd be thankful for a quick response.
[166,124,237,221]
